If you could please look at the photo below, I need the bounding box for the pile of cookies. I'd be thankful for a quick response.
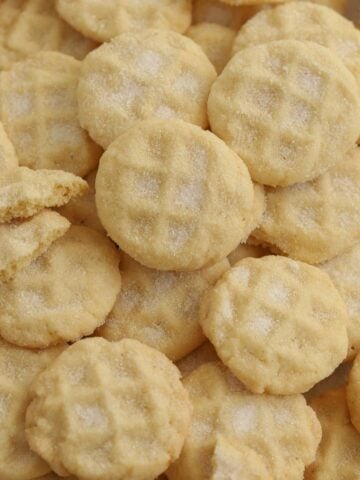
[1,0,360,479]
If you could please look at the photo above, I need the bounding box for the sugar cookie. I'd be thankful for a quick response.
[78,30,217,149]
[0,339,64,480]
[192,0,259,30]
[254,148,360,264]
[26,337,191,480]
[0,167,88,224]
[176,341,219,377]
[208,39,360,186]
[346,353,360,433]
[0,51,102,175]
[167,362,321,480]
[56,0,192,42]
[0,121,18,169]
[0,210,70,282]
[98,253,229,361]
[0,226,121,348]
[96,119,253,271]
[200,255,348,394]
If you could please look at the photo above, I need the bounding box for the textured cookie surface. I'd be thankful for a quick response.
[167,362,321,480]
[96,119,253,271]
[56,0,192,42]
[0,226,121,348]
[78,30,217,149]
[208,40,360,186]
[0,51,102,175]
[200,256,348,394]
[346,353,360,434]
[26,338,191,480]
[0,121,18,169]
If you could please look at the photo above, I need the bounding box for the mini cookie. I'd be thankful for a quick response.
[95,119,254,271]
[187,23,236,74]
[167,362,321,480]
[0,167,88,223]
[56,0,192,42]
[78,30,217,149]
[176,341,219,378]
[0,339,64,480]
[208,39,360,186]
[0,51,102,175]
[0,210,70,282]
[98,253,229,361]
[0,121,18,169]
[0,226,121,348]
[254,148,360,264]
[200,255,348,394]
[25,337,191,480]
[306,389,360,479]
[347,353,360,434]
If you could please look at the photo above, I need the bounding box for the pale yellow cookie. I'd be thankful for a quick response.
[0,167,88,224]
[176,341,219,377]
[200,255,348,394]
[0,210,70,282]
[187,23,236,74]
[96,119,254,271]
[0,226,121,348]
[167,362,321,480]
[208,39,360,186]
[26,337,191,480]
[305,389,360,480]
[78,30,217,149]
[347,353,360,434]
[192,0,259,30]
[254,148,360,264]
[0,0,97,71]
[0,339,65,480]
[56,0,192,42]
[98,253,229,361]
[0,121,18,169]
[0,51,102,175]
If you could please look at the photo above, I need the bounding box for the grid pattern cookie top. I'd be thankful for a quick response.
[254,148,360,264]
[95,119,254,271]
[0,121,18,169]
[232,2,360,91]
[25,338,191,480]
[0,51,102,175]
[167,362,321,480]
[0,0,97,70]
[208,40,360,187]
[0,339,64,480]
[78,30,217,149]
[0,226,121,348]
[56,0,192,42]
[200,256,348,395]
[192,0,259,30]
[98,253,229,362]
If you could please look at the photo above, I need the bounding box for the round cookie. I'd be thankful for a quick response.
[347,353,360,434]
[187,23,236,74]
[0,226,121,348]
[254,147,360,264]
[98,253,229,361]
[25,337,191,480]
[208,39,360,186]
[200,255,348,394]
[192,0,259,30]
[0,339,64,480]
[0,121,18,169]
[56,0,192,42]
[95,119,254,271]
[0,51,102,175]
[167,362,321,480]
[78,30,217,149]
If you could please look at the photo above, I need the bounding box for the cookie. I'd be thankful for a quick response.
[56,0,192,42]
[95,119,254,271]
[0,167,88,224]
[0,338,65,480]
[305,389,360,479]
[208,39,360,186]
[167,362,321,480]
[0,121,18,169]
[347,353,360,434]
[0,51,102,175]
[0,210,70,282]
[192,0,259,30]
[25,337,191,480]
[200,255,348,394]
[0,226,121,348]
[187,23,236,74]
[176,341,219,378]
[254,147,360,264]
[98,253,229,361]
[78,30,217,149]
